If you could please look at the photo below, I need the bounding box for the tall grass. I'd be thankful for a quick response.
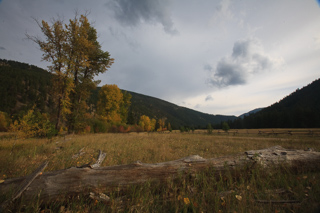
[0,130,320,212]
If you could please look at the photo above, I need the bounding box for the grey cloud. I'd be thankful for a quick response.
[232,40,251,58]
[108,27,140,50]
[252,53,273,70]
[205,95,214,101]
[208,38,282,88]
[0,46,6,50]
[209,58,247,87]
[194,104,201,109]
[110,0,178,35]
[204,64,213,71]
[210,0,233,24]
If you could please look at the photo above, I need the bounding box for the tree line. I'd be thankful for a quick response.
[0,14,171,137]
[223,78,320,129]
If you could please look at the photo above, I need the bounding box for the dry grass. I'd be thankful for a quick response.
[0,129,320,212]
[1,129,320,178]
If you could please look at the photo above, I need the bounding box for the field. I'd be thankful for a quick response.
[1,129,320,212]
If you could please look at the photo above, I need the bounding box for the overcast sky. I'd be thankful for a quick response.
[1,0,320,116]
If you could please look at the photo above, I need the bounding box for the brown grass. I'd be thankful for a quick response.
[0,129,320,212]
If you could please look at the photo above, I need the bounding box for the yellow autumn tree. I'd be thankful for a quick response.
[97,84,130,124]
[27,13,114,132]
[157,117,167,131]
[139,115,156,132]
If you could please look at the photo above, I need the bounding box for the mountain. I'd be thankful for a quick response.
[124,91,235,129]
[0,59,236,129]
[239,108,264,119]
[0,59,53,115]
[229,78,320,128]
[89,88,236,129]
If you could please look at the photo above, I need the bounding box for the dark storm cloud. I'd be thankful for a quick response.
[207,39,281,88]
[0,46,6,50]
[110,0,178,35]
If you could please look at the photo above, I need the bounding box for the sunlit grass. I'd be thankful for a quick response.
[0,129,320,212]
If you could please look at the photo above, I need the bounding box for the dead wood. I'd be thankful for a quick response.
[0,146,319,205]
[72,147,85,159]
[90,150,106,169]
[0,161,48,210]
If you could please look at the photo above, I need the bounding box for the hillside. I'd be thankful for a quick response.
[125,91,235,129]
[89,88,236,129]
[230,78,320,128]
[239,108,264,118]
[0,59,53,115]
[0,59,235,129]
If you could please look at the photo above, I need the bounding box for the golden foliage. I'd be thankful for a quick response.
[9,109,55,139]
[27,13,114,131]
[139,115,156,132]
[0,111,10,131]
[97,84,124,124]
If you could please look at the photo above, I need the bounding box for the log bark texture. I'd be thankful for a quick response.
[0,146,319,204]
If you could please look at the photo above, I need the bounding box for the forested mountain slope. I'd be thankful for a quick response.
[0,59,53,115]
[0,59,235,129]
[230,78,320,128]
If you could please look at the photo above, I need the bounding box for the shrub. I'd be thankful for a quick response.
[207,123,213,134]
[0,111,11,132]
[91,118,108,133]
[9,109,56,138]
[222,122,230,132]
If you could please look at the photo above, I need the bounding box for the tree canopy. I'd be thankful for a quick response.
[97,84,131,124]
[27,14,114,132]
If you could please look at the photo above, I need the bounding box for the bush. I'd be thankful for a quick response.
[9,109,56,138]
[222,122,230,132]
[90,118,108,133]
[0,111,11,132]
[207,123,213,134]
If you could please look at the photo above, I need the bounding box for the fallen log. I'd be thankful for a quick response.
[0,146,319,205]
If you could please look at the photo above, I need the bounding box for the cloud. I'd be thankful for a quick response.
[205,95,214,101]
[314,34,320,49]
[210,0,233,24]
[0,46,6,50]
[194,104,201,109]
[110,0,178,35]
[207,38,283,88]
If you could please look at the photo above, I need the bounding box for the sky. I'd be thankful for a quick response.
[0,0,320,116]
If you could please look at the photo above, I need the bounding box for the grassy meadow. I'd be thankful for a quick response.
[0,129,320,212]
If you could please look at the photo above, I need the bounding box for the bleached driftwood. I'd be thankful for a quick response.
[0,146,319,205]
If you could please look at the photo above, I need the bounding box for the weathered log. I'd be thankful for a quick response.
[0,146,319,205]
[0,161,48,210]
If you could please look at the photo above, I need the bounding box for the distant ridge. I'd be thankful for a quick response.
[89,88,236,129]
[0,58,236,129]
[3,58,319,129]
[230,78,320,128]
[239,108,264,118]
[124,90,236,129]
